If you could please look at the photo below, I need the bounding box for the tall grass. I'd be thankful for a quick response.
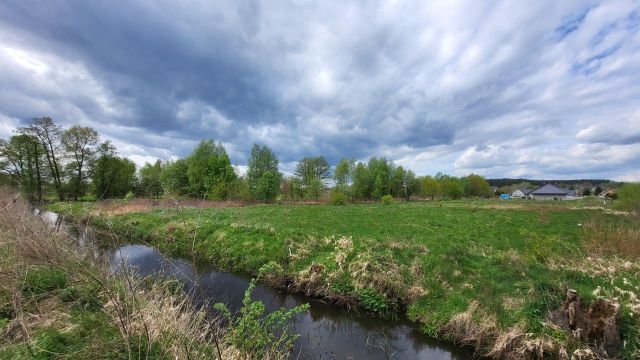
[0,187,295,359]
[582,217,640,258]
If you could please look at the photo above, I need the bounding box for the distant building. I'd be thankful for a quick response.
[528,184,571,200]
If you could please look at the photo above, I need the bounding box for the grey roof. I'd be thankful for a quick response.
[565,189,576,196]
[520,188,533,195]
[529,184,569,195]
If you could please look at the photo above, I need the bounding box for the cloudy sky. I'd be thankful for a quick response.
[1,1,639,180]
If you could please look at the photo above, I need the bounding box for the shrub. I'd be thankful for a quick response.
[214,279,309,358]
[330,191,347,205]
[22,268,68,296]
[616,183,640,214]
[356,288,388,313]
[124,190,135,201]
[381,194,394,205]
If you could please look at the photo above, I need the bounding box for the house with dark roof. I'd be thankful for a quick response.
[528,184,571,200]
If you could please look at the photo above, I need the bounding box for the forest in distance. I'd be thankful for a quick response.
[0,117,624,205]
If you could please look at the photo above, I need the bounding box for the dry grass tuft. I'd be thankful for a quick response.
[582,217,640,258]
[441,302,562,359]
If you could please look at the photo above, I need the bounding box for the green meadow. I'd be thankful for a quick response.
[49,199,640,357]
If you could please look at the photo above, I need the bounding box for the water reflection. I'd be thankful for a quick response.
[110,244,469,360]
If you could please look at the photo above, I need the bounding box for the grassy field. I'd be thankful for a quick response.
[49,198,640,358]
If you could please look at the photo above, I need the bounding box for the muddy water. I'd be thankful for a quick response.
[40,210,471,360]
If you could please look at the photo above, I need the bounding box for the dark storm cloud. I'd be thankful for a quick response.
[0,0,639,180]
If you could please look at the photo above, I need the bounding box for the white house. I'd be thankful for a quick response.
[511,188,532,199]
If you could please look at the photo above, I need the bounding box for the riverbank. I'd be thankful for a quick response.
[0,189,302,359]
[49,198,640,359]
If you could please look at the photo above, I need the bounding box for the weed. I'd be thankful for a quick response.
[214,279,309,358]
[356,288,388,313]
[380,194,394,205]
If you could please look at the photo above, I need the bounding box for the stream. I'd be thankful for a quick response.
[38,209,472,360]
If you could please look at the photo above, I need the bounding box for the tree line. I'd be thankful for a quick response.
[1,117,493,203]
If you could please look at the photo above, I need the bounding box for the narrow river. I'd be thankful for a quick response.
[39,209,472,360]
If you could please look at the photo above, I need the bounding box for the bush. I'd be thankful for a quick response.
[330,191,347,205]
[381,194,394,205]
[356,288,388,313]
[124,191,135,201]
[214,279,309,358]
[616,183,640,214]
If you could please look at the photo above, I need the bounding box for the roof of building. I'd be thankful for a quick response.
[529,184,569,195]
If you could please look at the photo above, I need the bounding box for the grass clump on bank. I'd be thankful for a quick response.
[0,188,304,359]
[49,198,640,359]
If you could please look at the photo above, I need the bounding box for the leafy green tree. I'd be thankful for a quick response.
[333,158,354,192]
[306,178,323,200]
[294,156,330,199]
[391,166,405,198]
[368,158,391,199]
[138,160,163,198]
[403,169,420,200]
[186,140,236,199]
[21,117,65,200]
[463,174,492,197]
[62,126,98,200]
[352,162,370,200]
[93,141,136,199]
[0,134,45,201]
[439,175,464,200]
[160,159,189,196]
[247,144,281,201]
[421,176,439,200]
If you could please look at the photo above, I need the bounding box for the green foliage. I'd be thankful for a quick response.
[124,190,135,201]
[616,182,640,213]
[62,126,98,201]
[421,175,439,199]
[0,134,46,202]
[247,144,282,201]
[186,139,237,199]
[159,159,189,196]
[22,268,68,297]
[306,178,323,200]
[294,156,330,189]
[333,158,354,191]
[463,174,493,197]
[439,175,464,199]
[214,280,309,358]
[351,162,370,200]
[356,288,388,313]
[137,160,163,198]
[93,141,136,199]
[330,190,347,205]
[380,194,394,205]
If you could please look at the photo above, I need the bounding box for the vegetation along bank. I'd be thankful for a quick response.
[49,198,640,359]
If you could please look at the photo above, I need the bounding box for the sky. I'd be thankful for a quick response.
[0,1,639,180]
